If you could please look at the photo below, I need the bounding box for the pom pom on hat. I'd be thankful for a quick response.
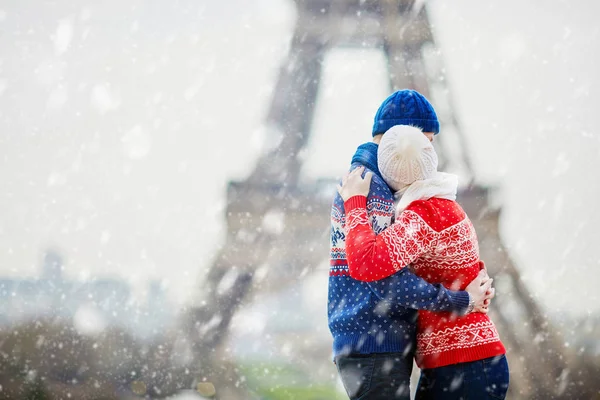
[377,125,438,192]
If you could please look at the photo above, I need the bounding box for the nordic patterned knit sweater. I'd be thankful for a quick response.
[343,194,506,369]
[327,143,470,360]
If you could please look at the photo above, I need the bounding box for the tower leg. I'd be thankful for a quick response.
[182,24,327,399]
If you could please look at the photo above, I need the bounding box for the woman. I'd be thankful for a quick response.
[337,125,509,399]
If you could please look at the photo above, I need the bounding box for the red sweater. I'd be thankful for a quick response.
[344,195,505,369]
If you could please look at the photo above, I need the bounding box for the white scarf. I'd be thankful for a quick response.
[394,172,459,218]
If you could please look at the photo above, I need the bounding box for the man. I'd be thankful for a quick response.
[328,89,493,399]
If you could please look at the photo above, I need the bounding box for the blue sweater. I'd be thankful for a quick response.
[328,142,469,359]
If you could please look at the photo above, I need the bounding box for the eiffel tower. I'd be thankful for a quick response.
[182,1,586,399]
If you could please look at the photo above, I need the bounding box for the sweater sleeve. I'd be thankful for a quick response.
[345,195,470,315]
[344,195,437,282]
[366,269,470,314]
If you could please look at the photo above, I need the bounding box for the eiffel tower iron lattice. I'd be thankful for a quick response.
[181,1,585,399]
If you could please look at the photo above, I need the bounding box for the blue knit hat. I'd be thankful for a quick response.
[372,89,440,136]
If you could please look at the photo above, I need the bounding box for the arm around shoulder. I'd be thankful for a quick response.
[344,204,437,282]
[343,195,399,281]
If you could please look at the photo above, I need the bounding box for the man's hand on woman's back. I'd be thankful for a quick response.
[466,269,495,314]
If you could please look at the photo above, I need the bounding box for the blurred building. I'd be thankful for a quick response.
[0,249,174,339]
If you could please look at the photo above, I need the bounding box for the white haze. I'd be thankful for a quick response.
[0,0,598,317]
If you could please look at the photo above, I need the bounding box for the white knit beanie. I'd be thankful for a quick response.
[377,125,438,192]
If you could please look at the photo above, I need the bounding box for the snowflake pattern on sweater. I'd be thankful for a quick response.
[327,142,470,359]
[344,195,506,368]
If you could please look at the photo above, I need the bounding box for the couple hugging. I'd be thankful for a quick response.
[328,90,509,399]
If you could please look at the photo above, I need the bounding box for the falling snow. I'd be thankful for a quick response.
[0,0,599,399]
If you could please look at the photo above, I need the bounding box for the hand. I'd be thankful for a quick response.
[337,166,373,202]
[478,261,493,309]
[480,286,495,312]
[465,269,495,314]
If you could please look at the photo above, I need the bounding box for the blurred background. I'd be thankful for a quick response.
[1,0,599,399]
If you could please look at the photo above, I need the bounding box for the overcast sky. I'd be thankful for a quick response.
[1,0,599,316]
